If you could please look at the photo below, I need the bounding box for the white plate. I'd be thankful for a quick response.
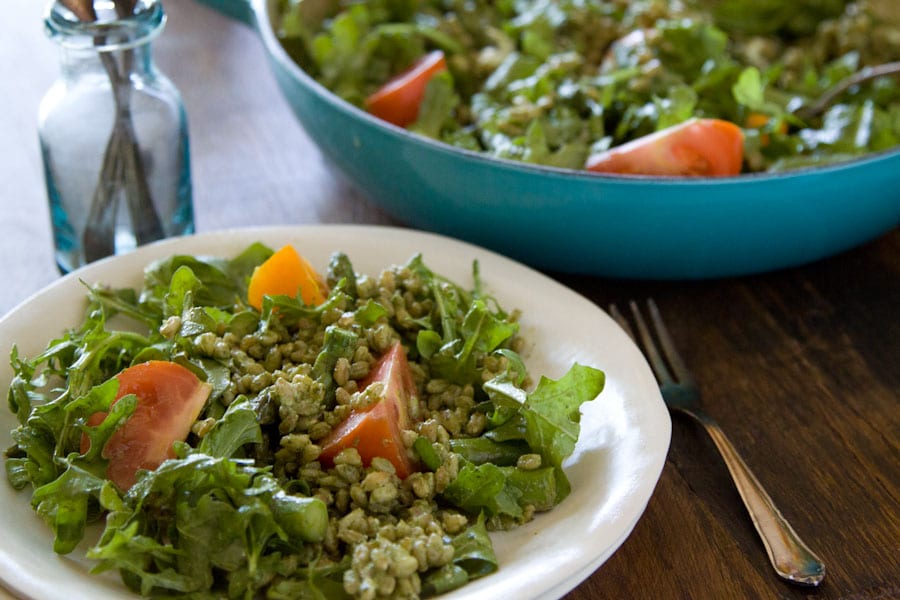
[0,225,670,600]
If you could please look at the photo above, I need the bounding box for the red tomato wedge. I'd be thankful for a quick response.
[81,361,212,490]
[585,118,745,177]
[247,244,328,311]
[365,50,447,128]
[318,342,418,478]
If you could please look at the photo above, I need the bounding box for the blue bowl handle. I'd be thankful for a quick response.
[194,0,254,26]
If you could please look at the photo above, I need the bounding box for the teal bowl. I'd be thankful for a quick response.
[201,0,900,279]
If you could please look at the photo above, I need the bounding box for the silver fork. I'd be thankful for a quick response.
[610,299,826,587]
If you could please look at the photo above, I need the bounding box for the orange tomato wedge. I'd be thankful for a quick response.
[585,118,745,177]
[247,244,328,310]
[318,342,418,478]
[81,361,211,490]
[744,113,772,129]
[745,112,788,147]
[365,50,448,128]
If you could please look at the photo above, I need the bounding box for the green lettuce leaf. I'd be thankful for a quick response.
[30,455,109,554]
[483,363,605,500]
[422,513,497,595]
[485,364,603,466]
[89,453,327,598]
[442,462,523,518]
[198,397,263,458]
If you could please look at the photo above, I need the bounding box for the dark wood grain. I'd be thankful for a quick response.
[558,231,900,600]
[1,1,898,599]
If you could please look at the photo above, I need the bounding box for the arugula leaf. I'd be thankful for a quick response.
[6,426,56,491]
[90,453,326,598]
[7,345,38,425]
[732,67,766,111]
[442,461,523,518]
[354,299,389,328]
[198,397,263,458]
[7,345,140,494]
[704,0,848,36]
[480,363,605,501]
[266,558,352,600]
[258,279,349,330]
[311,326,359,406]
[450,512,498,579]
[409,255,521,386]
[427,299,520,384]
[413,436,443,471]
[504,466,560,511]
[30,454,109,553]
[87,284,160,329]
[655,84,698,129]
[55,309,154,402]
[442,460,564,519]
[165,265,202,319]
[192,357,234,412]
[486,364,604,469]
[657,19,729,80]
[411,70,460,139]
[421,564,469,597]
[421,512,497,596]
[142,249,266,313]
[449,436,529,466]
[10,376,140,554]
[226,242,274,292]
[327,251,358,298]
[68,382,133,462]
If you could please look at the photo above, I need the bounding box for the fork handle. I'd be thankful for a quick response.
[693,413,826,586]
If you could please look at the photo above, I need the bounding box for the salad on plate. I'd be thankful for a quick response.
[4,241,605,599]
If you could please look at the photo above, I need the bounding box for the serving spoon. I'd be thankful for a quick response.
[796,61,900,119]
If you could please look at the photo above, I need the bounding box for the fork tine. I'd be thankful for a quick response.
[608,303,635,342]
[628,300,674,385]
[647,298,695,386]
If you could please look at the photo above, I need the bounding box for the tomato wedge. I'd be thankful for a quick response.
[81,361,211,490]
[318,342,418,478]
[365,50,447,128]
[247,244,328,311]
[745,112,788,147]
[585,118,745,177]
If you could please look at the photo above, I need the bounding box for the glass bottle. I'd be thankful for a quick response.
[39,0,193,273]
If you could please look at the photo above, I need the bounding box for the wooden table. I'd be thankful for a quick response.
[1,1,898,598]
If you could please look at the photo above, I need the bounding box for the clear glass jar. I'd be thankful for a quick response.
[39,0,193,273]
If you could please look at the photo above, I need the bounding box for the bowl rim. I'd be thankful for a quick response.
[251,0,900,186]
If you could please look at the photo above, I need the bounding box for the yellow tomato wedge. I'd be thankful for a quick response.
[247,244,328,310]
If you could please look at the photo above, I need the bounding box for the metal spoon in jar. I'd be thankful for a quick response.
[60,0,166,265]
